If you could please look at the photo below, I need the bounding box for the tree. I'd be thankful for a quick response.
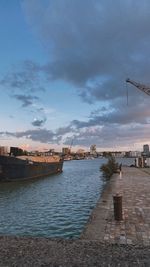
[100,155,119,179]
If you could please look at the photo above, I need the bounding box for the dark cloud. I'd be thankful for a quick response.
[22,1,150,95]
[13,94,39,107]
[15,129,56,143]
[0,60,45,95]
[0,127,68,144]
[0,131,15,137]
[71,102,150,129]
[56,125,74,136]
[0,61,46,117]
[90,107,108,118]
[0,129,57,143]
[63,123,150,149]
[32,117,46,127]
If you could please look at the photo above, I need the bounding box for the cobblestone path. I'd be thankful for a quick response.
[82,167,150,246]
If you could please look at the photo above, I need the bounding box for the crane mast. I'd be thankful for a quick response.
[126,78,150,96]
[69,139,74,152]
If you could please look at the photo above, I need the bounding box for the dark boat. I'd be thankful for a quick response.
[0,155,63,181]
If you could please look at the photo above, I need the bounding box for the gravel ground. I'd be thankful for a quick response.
[0,236,150,267]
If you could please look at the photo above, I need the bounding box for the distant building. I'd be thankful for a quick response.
[62,147,70,155]
[130,151,141,157]
[10,147,24,156]
[76,149,85,155]
[90,144,97,156]
[45,149,55,156]
[124,151,132,157]
[0,146,8,155]
[143,144,149,156]
[111,152,125,157]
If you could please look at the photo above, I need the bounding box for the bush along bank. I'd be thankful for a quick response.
[100,156,119,180]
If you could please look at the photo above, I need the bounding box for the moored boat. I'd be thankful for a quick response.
[0,155,63,181]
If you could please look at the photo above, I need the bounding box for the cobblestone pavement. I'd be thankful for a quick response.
[82,167,150,246]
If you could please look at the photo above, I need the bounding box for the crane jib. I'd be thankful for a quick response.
[126,78,150,96]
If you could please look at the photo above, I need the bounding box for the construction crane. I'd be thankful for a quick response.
[126,78,150,96]
[69,139,74,151]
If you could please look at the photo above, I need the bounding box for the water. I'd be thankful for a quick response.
[0,158,134,238]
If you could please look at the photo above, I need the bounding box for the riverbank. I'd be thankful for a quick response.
[80,171,118,241]
[1,166,150,266]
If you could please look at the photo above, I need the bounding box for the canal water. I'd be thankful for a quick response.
[0,158,134,238]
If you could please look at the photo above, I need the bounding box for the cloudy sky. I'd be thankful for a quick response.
[0,0,150,152]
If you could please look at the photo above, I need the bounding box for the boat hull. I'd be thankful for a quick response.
[0,155,63,181]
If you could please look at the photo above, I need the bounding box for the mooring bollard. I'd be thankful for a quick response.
[113,194,123,221]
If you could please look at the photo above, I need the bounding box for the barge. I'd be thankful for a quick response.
[0,155,63,181]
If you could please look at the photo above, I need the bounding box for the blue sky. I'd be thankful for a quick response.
[0,0,150,152]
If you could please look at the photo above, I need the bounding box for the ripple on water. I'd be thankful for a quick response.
[0,158,134,238]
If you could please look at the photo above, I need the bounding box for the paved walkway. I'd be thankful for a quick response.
[82,167,150,246]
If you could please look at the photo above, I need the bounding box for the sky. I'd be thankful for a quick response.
[0,0,150,152]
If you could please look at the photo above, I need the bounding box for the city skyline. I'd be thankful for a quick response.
[0,1,150,152]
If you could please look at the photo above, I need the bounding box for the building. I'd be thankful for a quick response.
[44,149,55,156]
[76,149,85,155]
[62,147,70,155]
[130,151,141,157]
[90,144,97,156]
[10,147,24,156]
[143,144,149,156]
[0,146,8,155]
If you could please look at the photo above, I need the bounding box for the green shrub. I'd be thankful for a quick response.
[100,156,119,179]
